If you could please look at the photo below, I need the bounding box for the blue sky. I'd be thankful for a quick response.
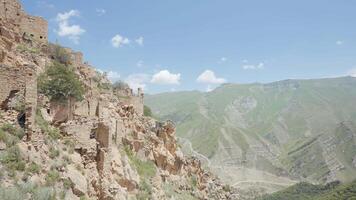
[23,0,356,93]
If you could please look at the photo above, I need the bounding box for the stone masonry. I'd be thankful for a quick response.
[0,0,48,43]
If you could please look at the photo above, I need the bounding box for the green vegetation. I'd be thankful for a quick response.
[63,178,73,190]
[144,105,153,117]
[112,80,129,90]
[0,124,27,177]
[124,145,156,199]
[48,146,60,159]
[63,138,75,154]
[16,44,39,54]
[137,180,153,200]
[45,169,60,186]
[260,180,356,200]
[38,62,84,103]
[124,145,156,178]
[27,162,41,174]
[0,183,56,200]
[0,124,25,146]
[35,109,61,140]
[146,77,356,183]
[163,182,198,200]
[0,146,26,173]
[97,82,112,91]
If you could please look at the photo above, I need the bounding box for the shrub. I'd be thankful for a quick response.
[63,178,73,190]
[80,195,88,200]
[137,180,152,200]
[48,127,61,140]
[49,147,60,159]
[113,81,129,90]
[45,170,60,186]
[144,105,153,117]
[0,186,25,200]
[0,184,56,200]
[27,162,41,174]
[38,62,84,103]
[0,146,26,172]
[63,138,75,154]
[32,187,56,200]
[190,175,198,188]
[98,82,112,91]
[1,124,25,141]
[124,145,156,178]
[16,44,39,54]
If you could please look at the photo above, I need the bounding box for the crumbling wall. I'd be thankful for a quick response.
[0,0,48,43]
[20,15,48,42]
[24,64,37,139]
[116,88,144,116]
[0,64,26,105]
[0,63,37,139]
[0,0,23,25]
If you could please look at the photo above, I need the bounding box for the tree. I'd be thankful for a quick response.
[38,62,84,103]
[144,105,153,117]
[112,80,130,90]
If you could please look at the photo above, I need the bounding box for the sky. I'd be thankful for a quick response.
[22,0,356,93]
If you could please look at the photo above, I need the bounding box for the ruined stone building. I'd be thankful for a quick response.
[0,0,48,140]
[0,0,48,43]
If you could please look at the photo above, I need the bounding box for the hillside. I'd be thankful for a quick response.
[0,1,235,199]
[146,77,356,193]
[259,180,356,200]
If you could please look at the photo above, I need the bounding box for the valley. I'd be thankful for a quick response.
[146,77,356,193]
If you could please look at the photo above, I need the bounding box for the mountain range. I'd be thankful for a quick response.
[146,77,356,193]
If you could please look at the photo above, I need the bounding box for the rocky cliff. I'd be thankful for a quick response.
[0,1,235,199]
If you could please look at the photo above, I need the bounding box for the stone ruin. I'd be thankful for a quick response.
[0,0,48,43]
[0,63,37,140]
[0,0,48,140]
[114,86,144,116]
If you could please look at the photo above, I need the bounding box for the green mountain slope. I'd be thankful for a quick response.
[146,77,356,192]
[260,180,356,200]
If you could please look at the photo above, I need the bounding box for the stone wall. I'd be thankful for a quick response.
[0,63,37,139]
[20,15,48,42]
[0,64,26,105]
[0,0,23,25]
[116,88,144,116]
[0,0,48,43]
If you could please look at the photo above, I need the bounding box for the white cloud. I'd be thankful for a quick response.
[111,34,130,48]
[349,68,356,77]
[56,10,85,44]
[196,70,226,84]
[151,70,181,85]
[242,59,248,63]
[125,74,150,91]
[135,37,144,46]
[106,71,121,82]
[96,9,106,16]
[37,1,54,9]
[242,62,264,70]
[336,40,344,45]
